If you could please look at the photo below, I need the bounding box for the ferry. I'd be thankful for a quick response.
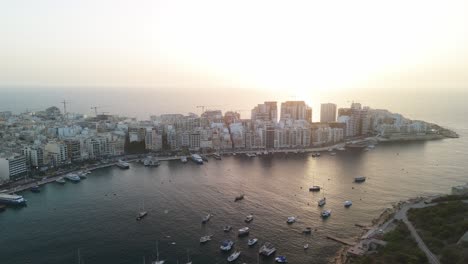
[0,193,27,205]
[354,176,366,183]
[191,154,203,164]
[238,227,250,236]
[259,242,276,256]
[65,173,81,182]
[116,160,130,169]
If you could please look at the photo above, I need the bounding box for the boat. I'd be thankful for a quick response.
[152,241,165,264]
[238,227,250,236]
[223,225,232,232]
[244,214,254,223]
[136,200,148,221]
[201,213,212,223]
[246,153,256,158]
[318,197,326,207]
[30,185,40,193]
[329,152,337,156]
[235,194,245,202]
[354,176,366,183]
[199,235,212,243]
[180,156,188,163]
[368,144,375,149]
[275,256,287,263]
[227,251,241,262]
[286,216,296,224]
[321,209,331,218]
[0,193,27,205]
[65,173,81,182]
[309,186,320,191]
[144,156,160,167]
[213,153,222,160]
[78,171,87,179]
[344,200,353,207]
[303,244,309,249]
[185,249,192,264]
[337,147,346,151]
[190,154,203,164]
[220,240,234,251]
[302,227,312,234]
[259,242,276,256]
[55,177,66,184]
[116,160,130,169]
[248,238,258,246]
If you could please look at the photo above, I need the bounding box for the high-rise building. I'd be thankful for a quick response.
[280,101,311,121]
[320,103,337,123]
[0,155,28,182]
[251,102,277,122]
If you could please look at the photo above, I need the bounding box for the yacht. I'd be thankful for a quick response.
[238,227,250,236]
[309,186,320,192]
[354,176,366,183]
[318,197,326,207]
[201,213,212,224]
[65,173,81,182]
[223,225,232,232]
[220,240,234,251]
[321,209,332,218]
[190,154,203,164]
[286,216,296,224]
[116,160,130,169]
[344,200,353,207]
[259,242,276,256]
[180,156,188,163]
[30,185,40,193]
[199,235,212,243]
[144,156,160,167]
[55,177,66,184]
[234,194,245,202]
[244,214,254,223]
[275,256,287,263]
[227,251,241,262]
[248,238,258,246]
[0,193,26,205]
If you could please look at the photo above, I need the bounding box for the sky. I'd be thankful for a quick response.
[1,0,468,117]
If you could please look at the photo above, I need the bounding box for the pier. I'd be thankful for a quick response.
[326,235,356,246]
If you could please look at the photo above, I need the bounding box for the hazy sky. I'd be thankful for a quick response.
[1,0,468,97]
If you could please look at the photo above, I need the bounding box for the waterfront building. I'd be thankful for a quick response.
[320,103,337,123]
[0,154,28,182]
[45,141,68,165]
[280,101,311,121]
[251,101,277,122]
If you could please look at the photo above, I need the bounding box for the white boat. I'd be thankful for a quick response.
[223,225,232,232]
[318,197,326,207]
[136,200,148,221]
[321,209,331,218]
[309,186,320,191]
[368,144,375,149]
[238,227,250,236]
[303,244,309,249]
[185,250,192,264]
[0,193,26,205]
[152,242,165,264]
[329,152,337,156]
[201,213,212,223]
[344,200,353,207]
[245,214,254,223]
[246,153,256,158]
[213,153,222,160]
[354,176,366,183]
[199,235,212,243]
[220,240,234,251]
[65,173,81,182]
[116,160,130,169]
[55,177,66,184]
[259,242,276,256]
[248,238,258,246]
[337,147,346,151]
[275,256,287,263]
[180,156,188,163]
[190,154,203,164]
[302,227,312,234]
[143,156,160,167]
[227,251,241,262]
[286,216,296,224]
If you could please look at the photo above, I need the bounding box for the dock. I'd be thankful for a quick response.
[326,235,356,246]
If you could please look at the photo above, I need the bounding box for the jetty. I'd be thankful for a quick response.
[326,235,356,246]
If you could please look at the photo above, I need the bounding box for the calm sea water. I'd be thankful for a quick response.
[1,88,468,263]
[1,130,467,264]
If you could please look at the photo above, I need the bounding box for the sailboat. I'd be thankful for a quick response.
[136,199,148,221]
[152,241,165,264]
[185,249,192,264]
[309,171,321,191]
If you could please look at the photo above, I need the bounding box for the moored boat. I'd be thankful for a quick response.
[259,242,276,256]
[199,235,212,243]
[116,160,130,169]
[238,227,250,236]
[30,185,40,193]
[180,156,188,163]
[344,200,353,207]
[55,177,66,184]
[65,173,81,182]
[321,209,331,218]
[220,240,234,251]
[248,238,258,246]
[201,213,212,223]
[227,251,241,262]
[0,193,27,205]
[354,176,366,183]
[191,154,203,164]
[244,214,254,223]
[275,256,287,263]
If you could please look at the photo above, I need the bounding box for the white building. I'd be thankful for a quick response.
[320,103,337,123]
[0,155,28,182]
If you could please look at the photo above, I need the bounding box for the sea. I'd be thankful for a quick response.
[0,88,467,263]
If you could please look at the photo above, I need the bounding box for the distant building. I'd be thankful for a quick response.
[320,103,337,123]
[251,101,277,122]
[280,101,312,121]
[0,155,28,182]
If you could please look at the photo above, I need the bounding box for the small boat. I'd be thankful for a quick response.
[78,172,87,179]
[199,235,212,243]
[235,194,245,202]
[337,147,346,151]
[248,238,258,246]
[190,154,203,164]
[344,200,353,207]
[227,251,241,262]
[30,185,40,193]
[368,145,375,149]
[329,152,337,156]
[116,160,130,169]
[185,249,192,264]
[286,216,296,224]
[275,256,287,263]
[245,214,254,223]
[213,153,222,160]
[180,156,188,163]
[238,227,250,236]
[303,243,309,249]
[152,242,165,264]
[223,225,232,232]
[200,155,208,162]
[136,211,148,221]
[55,177,66,184]
[144,156,160,167]
[309,186,320,192]
[302,227,312,234]
[318,197,326,207]
[354,176,366,183]
[246,153,256,158]
[65,173,81,182]
[201,213,212,224]
[220,240,234,251]
[259,242,276,256]
[321,209,331,218]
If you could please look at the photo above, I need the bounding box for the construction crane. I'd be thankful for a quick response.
[90,106,100,116]
[196,105,221,114]
[61,100,71,120]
